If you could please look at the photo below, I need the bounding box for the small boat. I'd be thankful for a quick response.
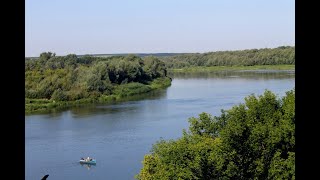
[79,157,96,164]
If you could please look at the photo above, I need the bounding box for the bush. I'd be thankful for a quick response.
[114,83,152,97]
[51,89,68,101]
[25,89,40,99]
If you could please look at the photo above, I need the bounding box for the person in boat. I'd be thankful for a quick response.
[81,158,84,160]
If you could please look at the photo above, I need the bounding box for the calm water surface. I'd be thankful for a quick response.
[26,71,295,180]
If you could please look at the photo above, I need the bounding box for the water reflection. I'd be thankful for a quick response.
[80,163,96,170]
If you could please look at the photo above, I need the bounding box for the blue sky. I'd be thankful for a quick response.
[25,0,295,57]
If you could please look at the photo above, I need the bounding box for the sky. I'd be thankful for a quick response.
[25,0,295,57]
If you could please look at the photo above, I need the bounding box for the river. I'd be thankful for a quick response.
[25,70,295,180]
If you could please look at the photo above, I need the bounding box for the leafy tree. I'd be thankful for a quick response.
[51,89,68,101]
[143,56,167,80]
[137,135,222,180]
[39,52,55,61]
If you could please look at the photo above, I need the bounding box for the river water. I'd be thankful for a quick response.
[25,70,295,180]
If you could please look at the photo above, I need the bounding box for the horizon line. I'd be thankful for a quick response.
[25,45,295,58]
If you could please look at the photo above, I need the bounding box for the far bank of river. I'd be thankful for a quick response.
[170,64,294,72]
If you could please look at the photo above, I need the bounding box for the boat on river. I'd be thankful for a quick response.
[79,157,96,164]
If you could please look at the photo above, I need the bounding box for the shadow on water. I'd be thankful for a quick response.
[69,89,167,117]
[169,70,294,80]
[26,107,69,117]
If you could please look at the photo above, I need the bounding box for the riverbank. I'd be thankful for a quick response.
[170,64,295,72]
[25,77,172,114]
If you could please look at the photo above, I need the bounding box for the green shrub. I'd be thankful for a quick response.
[51,89,68,101]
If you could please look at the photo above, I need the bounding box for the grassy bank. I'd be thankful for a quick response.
[25,77,172,114]
[170,64,295,72]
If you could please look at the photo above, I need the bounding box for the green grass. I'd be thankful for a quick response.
[114,83,152,97]
[170,65,295,72]
[149,77,172,89]
[25,77,172,114]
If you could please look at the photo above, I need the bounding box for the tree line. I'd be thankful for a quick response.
[159,46,295,69]
[137,89,295,179]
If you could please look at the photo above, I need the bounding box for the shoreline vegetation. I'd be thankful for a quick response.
[160,46,294,68]
[25,46,294,114]
[170,64,294,72]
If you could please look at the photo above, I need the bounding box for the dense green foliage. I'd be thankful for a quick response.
[137,89,295,179]
[160,46,295,69]
[170,65,295,73]
[25,53,171,113]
